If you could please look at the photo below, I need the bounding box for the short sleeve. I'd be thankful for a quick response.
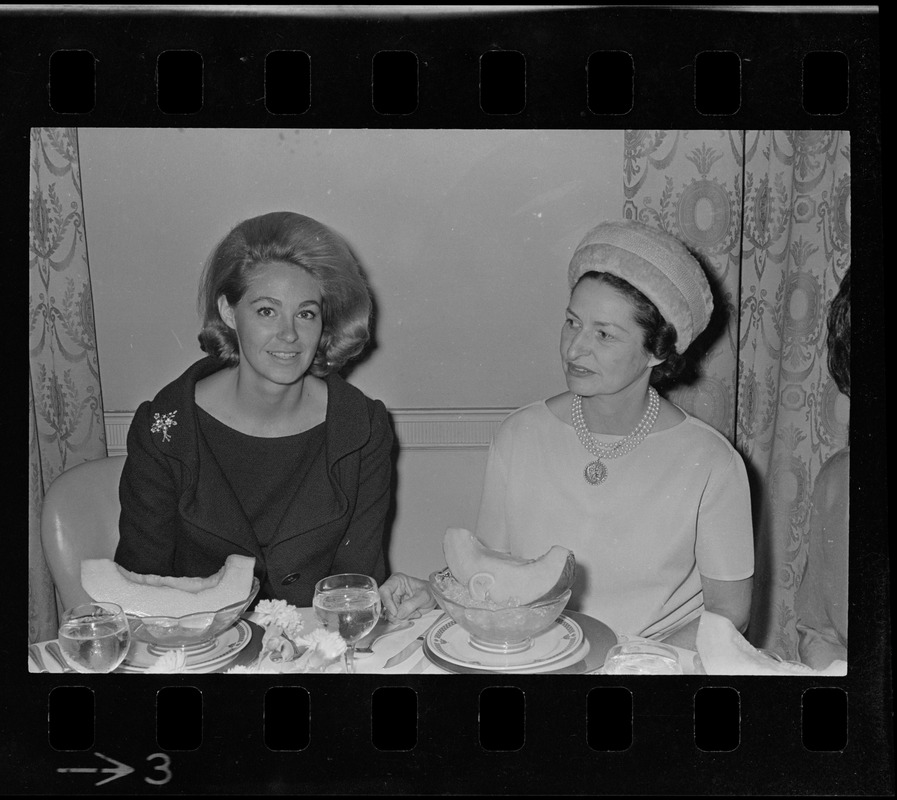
[474,432,511,552]
[694,447,755,581]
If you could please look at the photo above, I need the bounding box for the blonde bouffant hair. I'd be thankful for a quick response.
[197,212,372,376]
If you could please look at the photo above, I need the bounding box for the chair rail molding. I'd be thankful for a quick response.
[103,408,514,456]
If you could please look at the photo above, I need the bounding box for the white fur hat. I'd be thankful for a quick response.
[568,219,714,353]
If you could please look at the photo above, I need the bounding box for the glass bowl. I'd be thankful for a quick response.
[603,641,683,675]
[126,578,260,647]
[428,568,571,654]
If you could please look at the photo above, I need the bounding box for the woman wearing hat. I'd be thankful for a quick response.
[471,220,754,647]
[380,220,753,645]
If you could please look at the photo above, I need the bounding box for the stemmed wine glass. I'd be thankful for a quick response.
[313,574,381,674]
[58,602,132,673]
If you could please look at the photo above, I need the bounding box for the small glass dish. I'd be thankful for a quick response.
[428,567,571,655]
[758,648,807,668]
[126,578,260,647]
[603,641,683,675]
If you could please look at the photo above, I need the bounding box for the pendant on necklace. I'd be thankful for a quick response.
[584,459,608,485]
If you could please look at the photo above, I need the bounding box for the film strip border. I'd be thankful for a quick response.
[1,7,879,127]
[27,681,853,794]
[44,44,852,119]
[6,6,887,798]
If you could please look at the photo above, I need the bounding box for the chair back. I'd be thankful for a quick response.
[40,456,126,617]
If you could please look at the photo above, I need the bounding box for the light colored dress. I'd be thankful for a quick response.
[475,400,754,639]
[795,447,849,669]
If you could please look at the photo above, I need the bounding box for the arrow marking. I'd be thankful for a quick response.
[57,752,135,786]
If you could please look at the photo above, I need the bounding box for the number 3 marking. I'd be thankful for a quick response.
[144,753,173,785]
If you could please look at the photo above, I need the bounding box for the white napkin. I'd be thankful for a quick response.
[697,612,847,676]
[354,610,445,674]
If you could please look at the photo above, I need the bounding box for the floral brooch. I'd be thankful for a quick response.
[150,410,178,442]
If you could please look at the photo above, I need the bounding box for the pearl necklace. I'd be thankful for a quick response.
[571,387,660,485]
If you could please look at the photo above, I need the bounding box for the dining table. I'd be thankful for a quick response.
[27,607,704,676]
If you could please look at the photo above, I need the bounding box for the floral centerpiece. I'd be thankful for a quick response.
[230,599,347,673]
[146,599,347,674]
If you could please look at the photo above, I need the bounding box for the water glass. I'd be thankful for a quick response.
[313,574,381,674]
[58,602,132,673]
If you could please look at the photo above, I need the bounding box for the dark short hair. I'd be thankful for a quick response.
[827,268,850,397]
[197,212,372,376]
[573,271,685,387]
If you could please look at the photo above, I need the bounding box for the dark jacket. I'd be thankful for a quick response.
[115,357,393,607]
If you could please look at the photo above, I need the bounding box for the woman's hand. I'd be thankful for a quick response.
[379,573,436,622]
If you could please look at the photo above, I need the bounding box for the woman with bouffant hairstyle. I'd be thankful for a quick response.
[197,211,372,376]
[116,211,394,608]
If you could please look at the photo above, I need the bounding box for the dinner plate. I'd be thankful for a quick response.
[422,610,618,675]
[425,614,584,671]
[118,619,256,673]
[424,634,591,675]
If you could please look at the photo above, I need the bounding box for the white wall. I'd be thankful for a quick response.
[79,128,624,579]
[387,448,491,577]
[81,128,623,410]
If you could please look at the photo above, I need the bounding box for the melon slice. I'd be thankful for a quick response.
[80,555,256,617]
[443,527,575,605]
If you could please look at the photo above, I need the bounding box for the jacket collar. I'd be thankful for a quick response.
[148,357,372,552]
[152,357,371,468]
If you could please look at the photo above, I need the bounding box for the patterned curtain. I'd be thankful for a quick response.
[738,131,850,656]
[622,130,850,657]
[28,127,107,643]
[622,130,744,439]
